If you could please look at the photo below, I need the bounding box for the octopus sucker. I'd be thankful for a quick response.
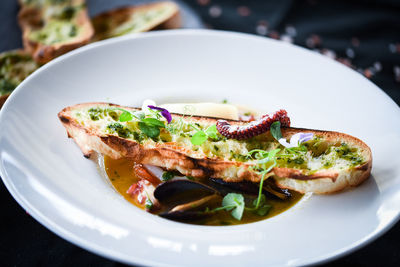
[216,109,291,140]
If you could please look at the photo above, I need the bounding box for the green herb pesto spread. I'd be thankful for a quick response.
[0,51,39,96]
[93,5,175,41]
[24,0,85,45]
[76,106,366,173]
[111,8,171,37]
[24,0,83,7]
[29,21,79,44]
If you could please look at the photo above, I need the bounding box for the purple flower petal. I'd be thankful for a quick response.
[289,134,302,147]
[148,105,172,123]
[298,133,314,144]
[279,133,314,148]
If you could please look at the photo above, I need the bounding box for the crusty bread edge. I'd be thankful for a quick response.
[152,2,181,30]
[0,94,9,109]
[0,49,35,109]
[58,102,372,194]
[274,127,372,194]
[18,2,94,64]
[275,161,371,194]
[91,1,181,41]
[58,104,261,181]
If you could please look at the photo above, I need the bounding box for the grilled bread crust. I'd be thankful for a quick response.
[18,0,94,64]
[58,103,372,194]
[0,95,8,109]
[0,49,39,108]
[91,1,181,42]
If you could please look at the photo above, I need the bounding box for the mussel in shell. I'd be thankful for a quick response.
[153,177,292,222]
[154,179,221,221]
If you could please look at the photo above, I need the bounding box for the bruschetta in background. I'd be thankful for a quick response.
[91,1,181,41]
[18,0,94,64]
[0,49,39,108]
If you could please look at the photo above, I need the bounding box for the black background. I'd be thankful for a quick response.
[1,0,400,266]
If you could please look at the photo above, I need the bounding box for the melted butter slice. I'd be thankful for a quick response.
[160,103,239,120]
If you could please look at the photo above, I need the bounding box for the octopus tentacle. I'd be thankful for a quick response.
[216,109,290,140]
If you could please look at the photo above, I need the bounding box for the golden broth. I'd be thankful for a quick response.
[104,155,303,225]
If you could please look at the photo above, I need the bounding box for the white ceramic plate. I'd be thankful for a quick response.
[1,30,400,267]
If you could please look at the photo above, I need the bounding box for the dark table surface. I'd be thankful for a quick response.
[1,0,400,266]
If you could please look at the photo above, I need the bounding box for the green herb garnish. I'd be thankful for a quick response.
[145,198,153,210]
[116,108,165,139]
[190,124,219,146]
[222,193,245,220]
[209,148,281,221]
[139,122,160,138]
[212,193,245,220]
[162,171,175,181]
[270,121,282,140]
[248,148,279,211]
[115,108,144,121]
[191,131,207,145]
[252,195,271,216]
[204,125,218,139]
[119,111,133,122]
[141,118,165,128]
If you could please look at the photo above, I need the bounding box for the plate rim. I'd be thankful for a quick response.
[1,29,399,266]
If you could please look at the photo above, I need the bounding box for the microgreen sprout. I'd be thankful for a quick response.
[166,116,185,134]
[190,124,219,146]
[270,121,283,140]
[209,148,280,220]
[139,122,162,138]
[114,108,144,121]
[269,119,313,152]
[114,107,165,139]
[191,131,207,145]
[144,190,154,210]
[161,171,175,181]
[145,198,153,210]
[119,111,133,122]
[247,148,279,212]
[221,193,245,220]
[205,125,218,139]
[212,193,245,220]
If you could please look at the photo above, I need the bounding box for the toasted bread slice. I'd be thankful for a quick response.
[58,103,372,194]
[91,1,181,42]
[18,0,94,64]
[0,49,39,108]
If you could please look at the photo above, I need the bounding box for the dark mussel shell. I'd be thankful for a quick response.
[154,179,218,203]
[263,181,292,200]
[154,179,220,222]
[209,178,291,200]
